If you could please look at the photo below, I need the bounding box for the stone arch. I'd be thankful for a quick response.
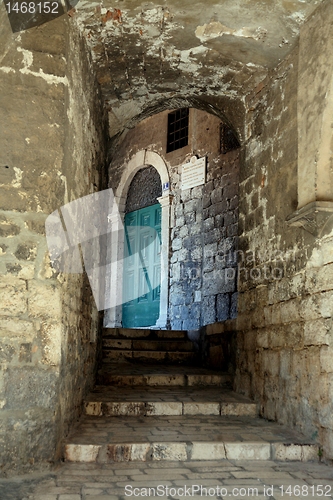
[108,96,244,154]
[115,150,170,203]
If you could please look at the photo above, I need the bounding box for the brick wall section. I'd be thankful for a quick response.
[108,108,240,330]
[0,16,107,473]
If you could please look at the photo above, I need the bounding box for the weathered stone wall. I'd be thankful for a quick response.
[0,12,107,473]
[226,0,333,459]
[108,108,239,330]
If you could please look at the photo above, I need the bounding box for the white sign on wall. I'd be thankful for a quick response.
[181,156,206,190]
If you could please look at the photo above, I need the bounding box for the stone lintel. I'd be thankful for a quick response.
[286,201,333,236]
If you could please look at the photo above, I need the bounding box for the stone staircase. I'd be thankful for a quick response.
[101,328,200,366]
[64,328,319,464]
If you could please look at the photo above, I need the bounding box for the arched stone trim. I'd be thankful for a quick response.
[115,150,170,202]
[105,150,172,328]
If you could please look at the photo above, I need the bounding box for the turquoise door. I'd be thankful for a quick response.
[122,204,161,328]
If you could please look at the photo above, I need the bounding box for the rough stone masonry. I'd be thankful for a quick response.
[1,0,333,475]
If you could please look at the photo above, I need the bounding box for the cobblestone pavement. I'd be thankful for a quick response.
[2,459,333,500]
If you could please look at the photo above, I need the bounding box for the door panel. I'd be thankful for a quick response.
[122,204,162,327]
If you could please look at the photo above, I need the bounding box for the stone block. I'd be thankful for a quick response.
[230,293,238,318]
[280,299,301,324]
[208,200,228,217]
[284,322,303,348]
[28,281,61,320]
[175,216,185,227]
[0,215,21,237]
[184,199,199,214]
[0,317,34,340]
[172,238,182,251]
[191,442,226,460]
[85,402,102,416]
[320,346,333,373]
[65,444,100,463]
[280,351,292,379]
[190,223,202,235]
[300,295,321,321]
[319,290,333,318]
[211,187,223,204]
[262,351,280,377]
[202,194,211,209]
[220,402,257,417]
[41,322,62,366]
[4,366,58,410]
[306,264,333,294]
[225,443,270,460]
[0,276,27,316]
[183,402,219,415]
[184,212,195,225]
[223,183,238,199]
[146,402,182,416]
[202,296,216,325]
[257,330,269,348]
[130,443,151,461]
[204,228,221,244]
[14,242,37,261]
[304,319,330,346]
[152,443,187,461]
[103,402,146,416]
[216,293,230,322]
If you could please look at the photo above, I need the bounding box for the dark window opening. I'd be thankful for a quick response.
[220,123,240,154]
[167,108,189,153]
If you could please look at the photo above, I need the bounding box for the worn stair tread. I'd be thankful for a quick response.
[103,350,199,365]
[64,415,318,463]
[84,387,258,417]
[104,350,197,356]
[103,328,188,340]
[98,363,231,386]
[102,339,196,352]
[86,386,255,403]
[98,363,227,376]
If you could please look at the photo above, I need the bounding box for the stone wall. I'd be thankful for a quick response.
[108,108,240,330]
[223,0,333,459]
[0,13,107,473]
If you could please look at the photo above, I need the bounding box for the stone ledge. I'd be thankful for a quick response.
[286,201,333,237]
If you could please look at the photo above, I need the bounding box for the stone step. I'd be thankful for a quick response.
[103,338,196,352]
[97,364,230,386]
[64,415,319,463]
[104,328,188,340]
[84,386,258,417]
[103,350,199,364]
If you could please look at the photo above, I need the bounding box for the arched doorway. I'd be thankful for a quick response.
[105,150,172,329]
[122,167,162,327]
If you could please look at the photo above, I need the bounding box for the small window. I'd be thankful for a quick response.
[167,108,189,153]
[220,123,240,154]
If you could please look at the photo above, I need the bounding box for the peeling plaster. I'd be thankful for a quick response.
[17,47,68,86]
[195,22,267,43]
[12,167,23,188]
